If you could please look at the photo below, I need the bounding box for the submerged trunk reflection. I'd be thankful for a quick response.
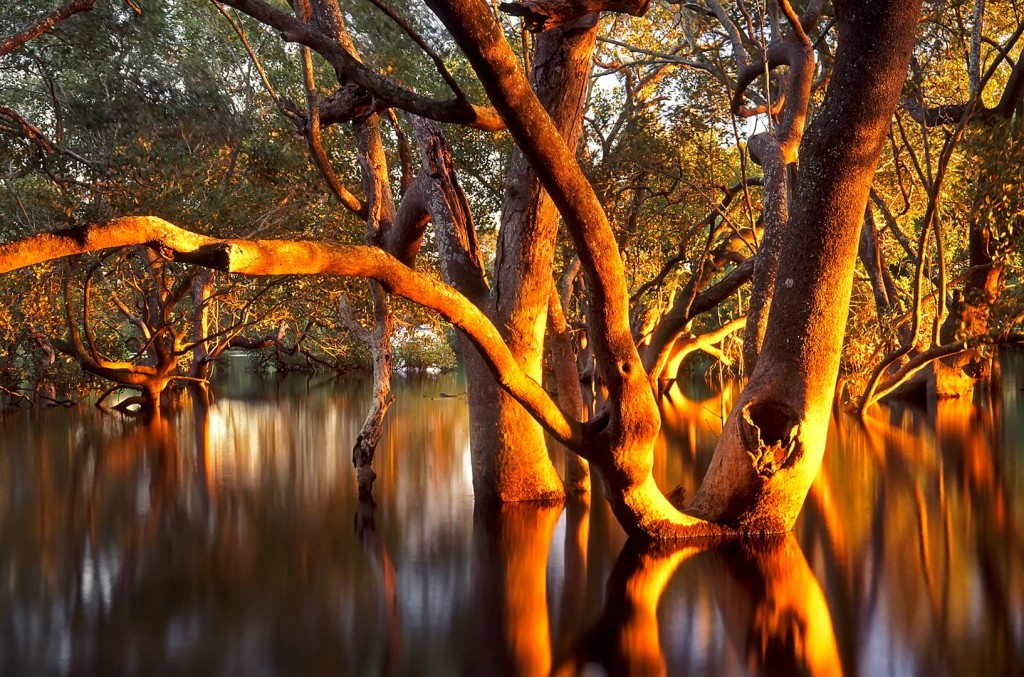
[0,360,1022,674]
[469,502,561,676]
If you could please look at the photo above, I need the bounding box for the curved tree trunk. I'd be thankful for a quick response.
[345,283,395,501]
[738,37,814,374]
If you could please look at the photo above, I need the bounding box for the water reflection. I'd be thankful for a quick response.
[469,502,561,676]
[556,534,840,677]
[0,360,1023,674]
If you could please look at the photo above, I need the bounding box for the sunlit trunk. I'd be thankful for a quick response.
[466,356,565,501]
[474,16,597,502]
[686,0,924,531]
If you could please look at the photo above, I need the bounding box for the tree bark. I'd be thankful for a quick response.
[687,0,925,531]
[549,288,589,492]
[473,14,598,502]
[736,34,814,374]
[427,0,666,525]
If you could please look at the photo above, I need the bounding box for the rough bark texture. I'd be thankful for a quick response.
[0,0,927,540]
[736,34,814,374]
[741,137,789,374]
[469,15,597,502]
[687,0,925,532]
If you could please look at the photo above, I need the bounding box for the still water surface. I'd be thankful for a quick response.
[1,357,1022,675]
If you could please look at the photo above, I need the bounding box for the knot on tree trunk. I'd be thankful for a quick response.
[740,401,801,479]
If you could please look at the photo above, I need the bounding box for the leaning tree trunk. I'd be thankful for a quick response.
[686,0,925,532]
[469,15,598,502]
[348,113,398,500]
[304,0,400,500]
[344,283,394,501]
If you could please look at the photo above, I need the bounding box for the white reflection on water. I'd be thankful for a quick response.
[0,362,1022,674]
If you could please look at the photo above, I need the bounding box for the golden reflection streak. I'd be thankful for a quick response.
[857,398,1024,671]
[554,540,703,676]
[557,532,841,676]
[554,495,591,658]
[470,501,562,675]
[705,535,842,677]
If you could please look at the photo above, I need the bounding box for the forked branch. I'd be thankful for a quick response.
[219,0,505,131]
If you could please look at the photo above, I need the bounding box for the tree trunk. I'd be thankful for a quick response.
[308,0,399,500]
[472,15,597,502]
[349,284,394,501]
[188,269,214,382]
[549,288,589,492]
[934,175,1006,398]
[686,0,924,531]
[741,138,789,375]
[858,204,899,321]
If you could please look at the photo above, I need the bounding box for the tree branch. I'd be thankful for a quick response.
[499,0,650,32]
[0,0,95,58]
[219,0,506,132]
[0,216,580,448]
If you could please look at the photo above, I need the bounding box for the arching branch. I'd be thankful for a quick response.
[219,0,505,132]
[0,216,581,449]
[427,0,659,445]
[0,0,95,58]
[732,40,814,163]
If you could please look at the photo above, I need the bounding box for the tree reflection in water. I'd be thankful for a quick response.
[0,364,1023,674]
[552,534,840,676]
